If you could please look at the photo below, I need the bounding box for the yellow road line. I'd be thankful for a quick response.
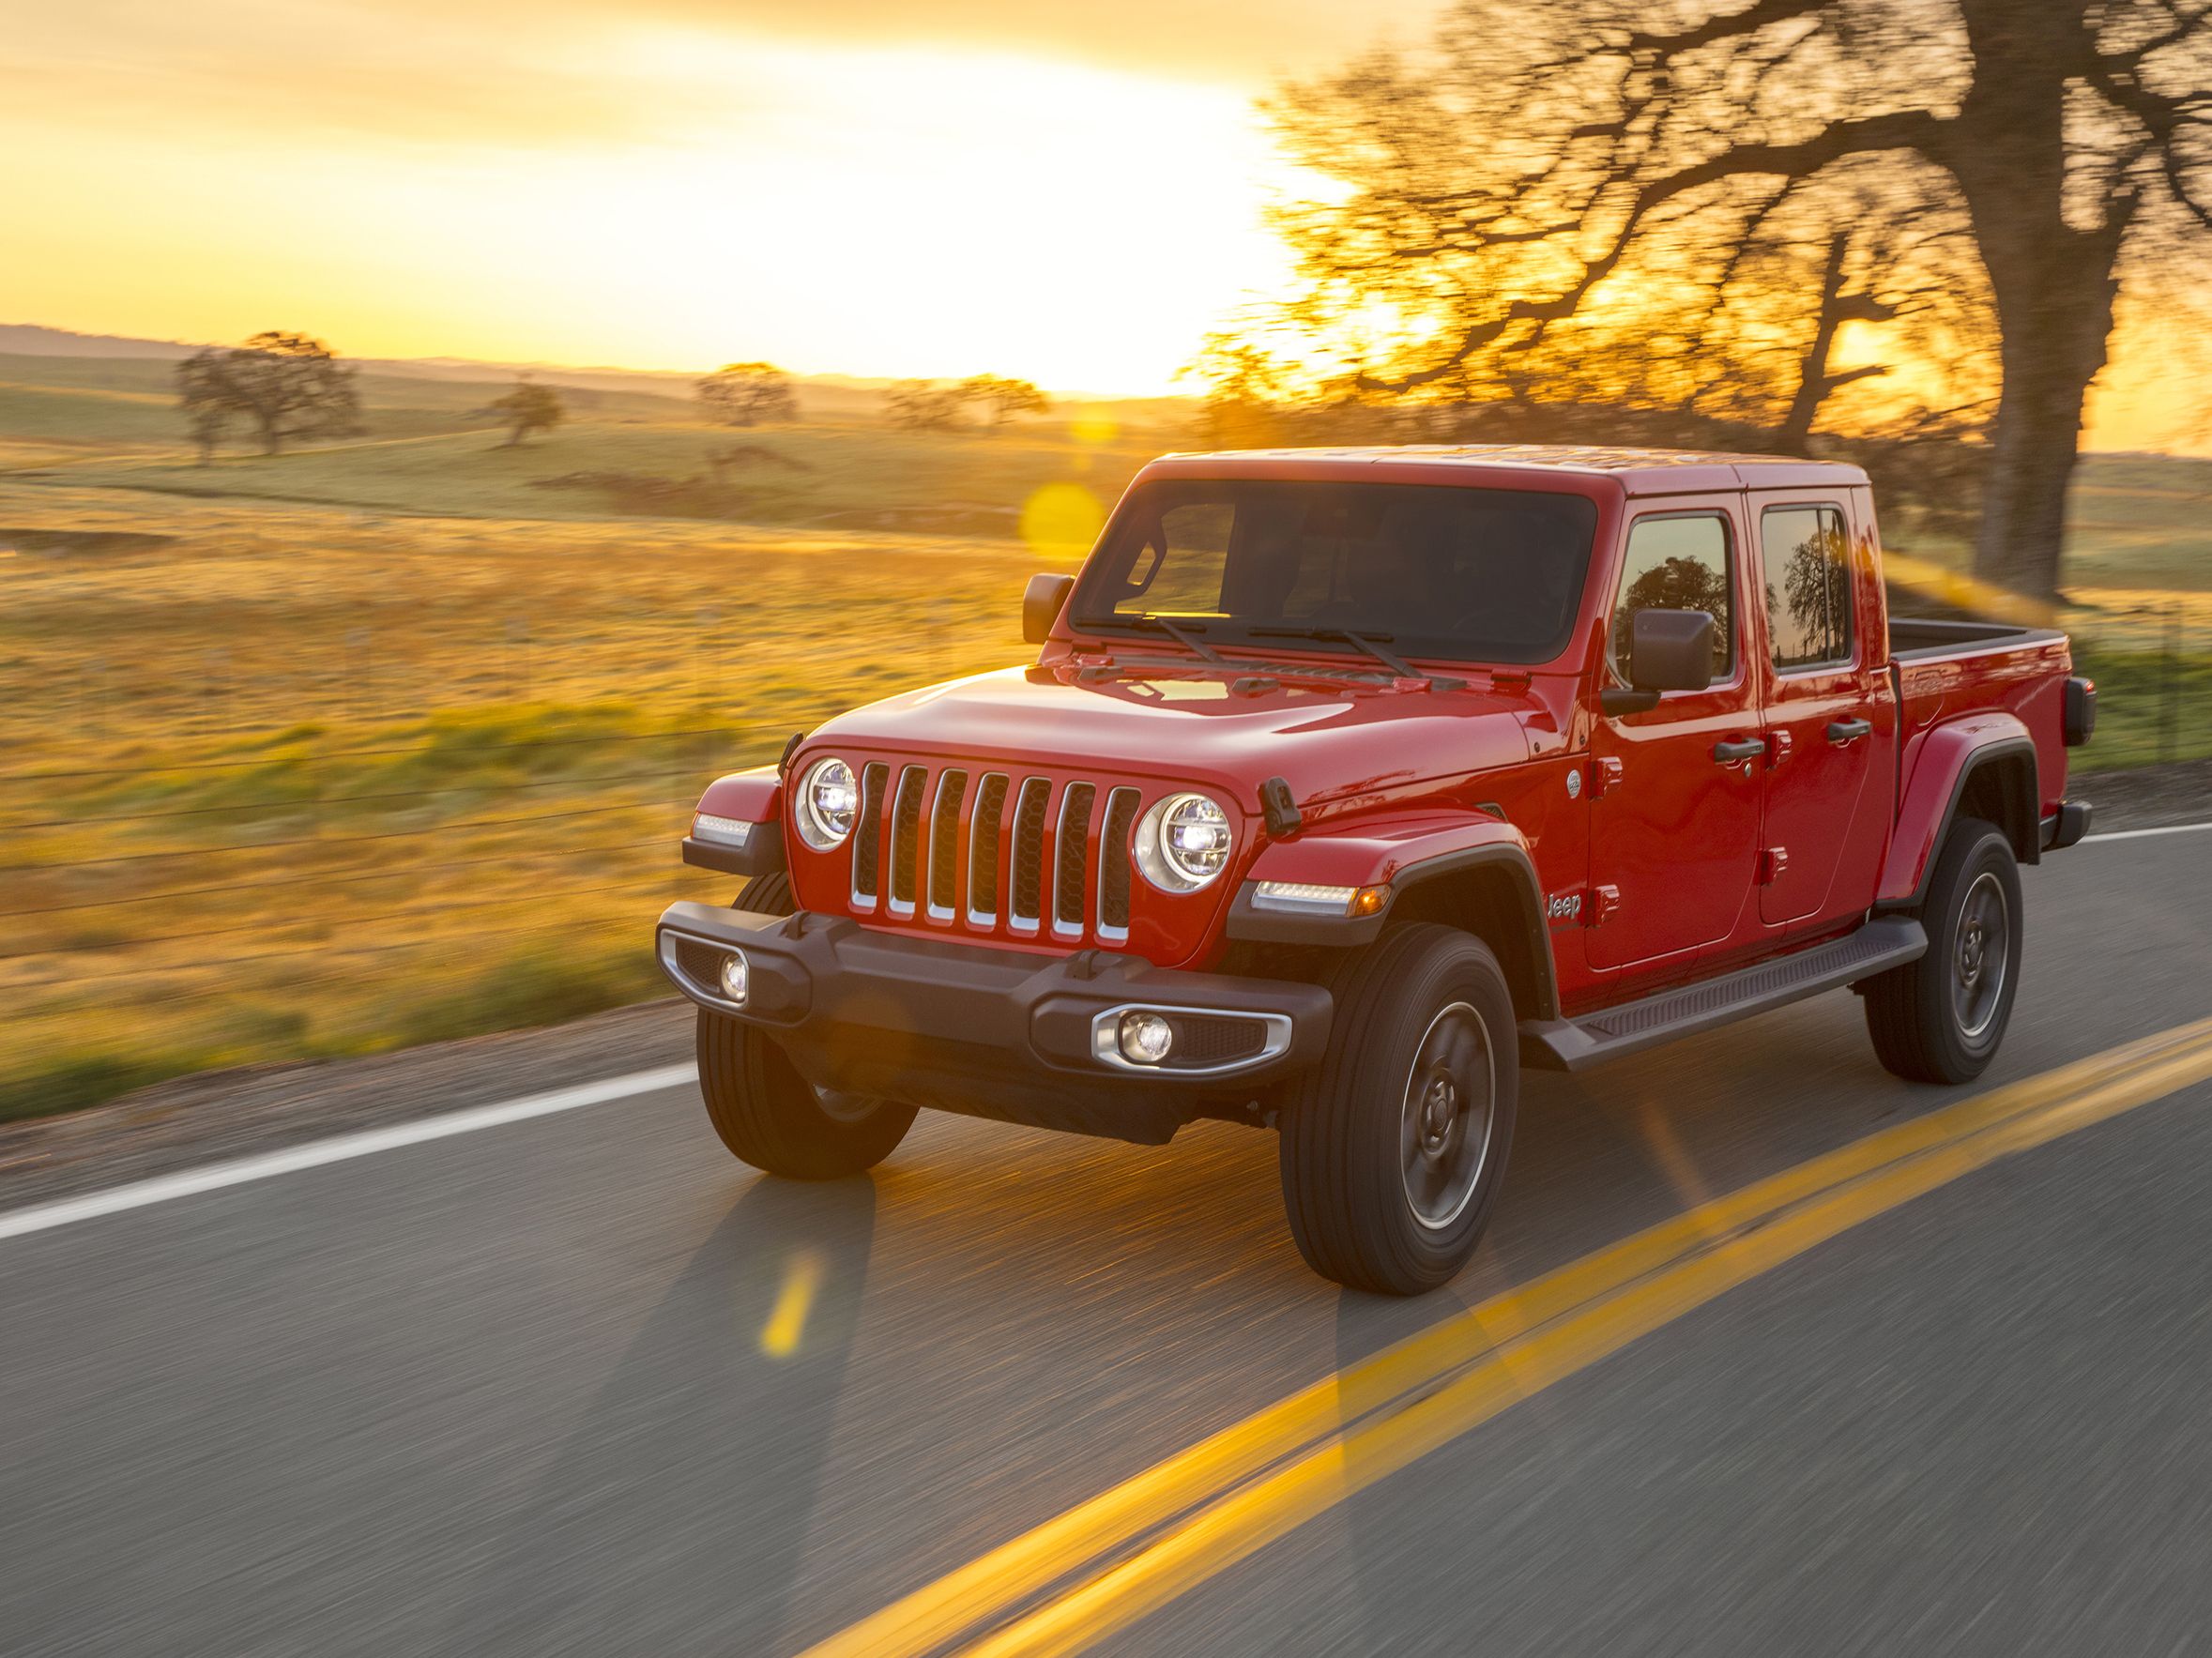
[803,1015,2212,1658]
[762,1248,827,1358]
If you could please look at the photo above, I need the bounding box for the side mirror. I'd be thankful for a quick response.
[1600,608,1716,715]
[1023,572,1075,646]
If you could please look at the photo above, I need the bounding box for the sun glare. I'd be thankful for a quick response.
[0,30,1310,395]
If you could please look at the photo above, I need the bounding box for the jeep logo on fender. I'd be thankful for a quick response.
[1546,890,1584,926]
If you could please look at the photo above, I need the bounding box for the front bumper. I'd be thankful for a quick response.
[655,903,1334,1144]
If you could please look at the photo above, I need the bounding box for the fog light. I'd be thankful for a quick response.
[1119,1012,1174,1065]
[719,951,749,1006]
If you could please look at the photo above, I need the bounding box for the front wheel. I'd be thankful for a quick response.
[1863,816,2023,1084]
[696,1012,917,1179]
[694,869,917,1178]
[1278,923,1519,1295]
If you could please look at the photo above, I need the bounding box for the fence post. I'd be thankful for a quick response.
[2160,609,2180,766]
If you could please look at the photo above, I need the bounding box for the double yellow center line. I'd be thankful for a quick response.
[807,1015,2212,1658]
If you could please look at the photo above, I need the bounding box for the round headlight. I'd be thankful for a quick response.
[796,756,858,849]
[1136,792,1233,892]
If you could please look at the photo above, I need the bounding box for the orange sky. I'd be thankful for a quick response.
[0,0,2200,449]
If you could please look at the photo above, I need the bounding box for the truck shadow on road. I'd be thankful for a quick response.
[442,1174,881,1655]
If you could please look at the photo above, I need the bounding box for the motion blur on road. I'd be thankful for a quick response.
[7,821,2212,1655]
[8,0,2212,1652]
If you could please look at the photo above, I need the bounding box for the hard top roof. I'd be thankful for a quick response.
[1145,442,1868,494]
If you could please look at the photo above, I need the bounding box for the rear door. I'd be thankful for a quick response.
[1752,496,1889,927]
[1586,501,1764,973]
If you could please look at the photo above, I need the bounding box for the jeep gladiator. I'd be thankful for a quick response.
[657,446,2095,1294]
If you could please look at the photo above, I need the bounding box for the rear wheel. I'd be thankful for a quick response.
[694,872,917,1178]
[1278,923,1519,1295]
[1863,817,2022,1084]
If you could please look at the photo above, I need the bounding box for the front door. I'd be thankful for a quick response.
[1587,504,1764,974]
[1753,498,1888,926]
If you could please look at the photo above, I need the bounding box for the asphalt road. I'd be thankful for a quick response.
[4,829,2210,1657]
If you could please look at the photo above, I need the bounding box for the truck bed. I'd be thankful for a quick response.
[1887,616,2076,841]
[1888,616,2067,661]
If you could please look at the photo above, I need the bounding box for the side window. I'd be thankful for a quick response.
[1762,505,1854,672]
[1610,513,1734,687]
[1113,503,1233,615]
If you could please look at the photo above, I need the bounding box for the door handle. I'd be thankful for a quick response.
[1826,718,1873,745]
[1712,738,1764,766]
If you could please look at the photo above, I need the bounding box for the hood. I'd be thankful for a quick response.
[805,663,1542,809]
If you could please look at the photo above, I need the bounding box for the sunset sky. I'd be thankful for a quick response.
[0,0,2200,448]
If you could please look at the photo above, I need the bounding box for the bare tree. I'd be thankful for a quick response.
[481,379,566,446]
[1259,0,2212,600]
[175,332,361,458]
[694,362,798,427]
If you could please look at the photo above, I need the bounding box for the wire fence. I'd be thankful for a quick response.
[2065,598,2211,768]
[0,604,803,1108]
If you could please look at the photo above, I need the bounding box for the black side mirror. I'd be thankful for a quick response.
[1023,573,1075,646]
[1600,608,1716,715]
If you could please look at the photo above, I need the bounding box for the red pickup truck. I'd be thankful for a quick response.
[658,446,2095,1293]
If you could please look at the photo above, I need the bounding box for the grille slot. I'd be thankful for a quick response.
[888,765,927,914]
[968,773,1010,923]
[1053,783,1096,934]
[850,761,891,908]
[1009,778,1051,929]
[927,769,968,920]
[1096,787,1140,936]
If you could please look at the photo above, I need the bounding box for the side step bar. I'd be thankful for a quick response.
[1519,917,1928,1073]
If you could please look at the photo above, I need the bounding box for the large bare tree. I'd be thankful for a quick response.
[1261,0,2212,600]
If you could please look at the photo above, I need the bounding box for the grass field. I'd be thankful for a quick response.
[1,353,2205,1120]
[0,494,1074,1119]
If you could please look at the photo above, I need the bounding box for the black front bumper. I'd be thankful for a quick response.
[655,903,1334,1144]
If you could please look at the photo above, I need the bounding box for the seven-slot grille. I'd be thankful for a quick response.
[846,763,1142,944]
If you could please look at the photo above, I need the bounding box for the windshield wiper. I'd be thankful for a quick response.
[1248,626,1461,689]
[1074,614,1226,662]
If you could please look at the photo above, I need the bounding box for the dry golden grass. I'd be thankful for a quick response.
[0,484,1081,1118]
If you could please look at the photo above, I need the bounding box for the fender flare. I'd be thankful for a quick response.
[685,765,787,877]
[1877,718,2038,909]
[1227,824,1561,1021]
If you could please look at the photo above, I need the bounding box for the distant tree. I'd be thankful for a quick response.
[695,361,798,427]
[483,378,566,446]
[884,379,969,431]
[958,373,1049,427]
[175,354,233,464]
[175,332,361,457]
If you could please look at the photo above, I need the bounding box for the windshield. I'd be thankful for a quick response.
[1069,479,1599,665]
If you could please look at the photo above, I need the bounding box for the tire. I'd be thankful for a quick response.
[1863,816,2023,1085]
[694,871,918,1178]
[735,871,794,917]
[1278,923,1520,1295]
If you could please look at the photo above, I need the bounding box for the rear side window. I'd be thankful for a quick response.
[1762,505,1854,672]
[1610,513,1734,686]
